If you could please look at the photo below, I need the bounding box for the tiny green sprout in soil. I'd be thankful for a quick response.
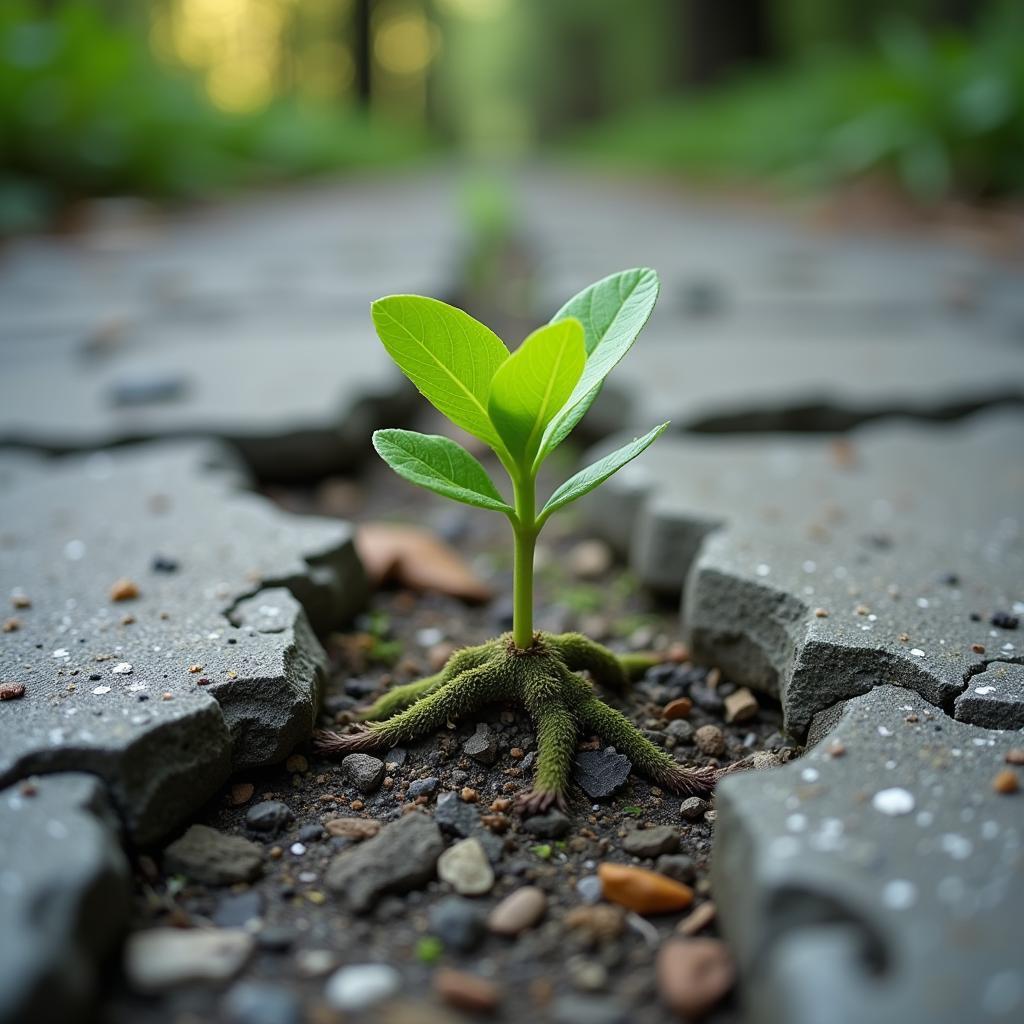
[316,268,729,812]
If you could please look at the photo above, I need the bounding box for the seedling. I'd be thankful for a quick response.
[316,268,718,810]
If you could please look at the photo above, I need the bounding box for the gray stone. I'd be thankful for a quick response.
[407,776,440,798]
[324,963,401,1012]
[522,809,573,839]
[324,811,443,913]
[666,719,695,743]
[954,662,1024,729]
[437,837,495,896]
[222,981,302,1024]
[125,927,254,992]
[0,442,364,842]
[583,412,1024,737]
[245,801,294,834]
[679,797,710,821]
[0,774,130,1024]
[573,748,632,799]
[0,177,460,479]
[342,753,385,794]
[463,722,498,765]
[655,853,696,884]
[713,685,1024,1024]
[213,890,264,928]
[434,790,481,837]
[163,824,263,885]
[622,825,679,859]
[428,896,487,951]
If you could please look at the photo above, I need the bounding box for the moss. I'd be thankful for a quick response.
[315,632,720,811]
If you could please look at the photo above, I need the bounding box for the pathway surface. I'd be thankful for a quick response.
[2,165,1023,1024]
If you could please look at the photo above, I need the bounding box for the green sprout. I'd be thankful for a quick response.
[316,268,719,811]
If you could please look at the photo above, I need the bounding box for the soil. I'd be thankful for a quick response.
[99,433,797,1024]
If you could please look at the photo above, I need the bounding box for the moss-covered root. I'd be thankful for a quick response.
[576,695,719,797]
[549,632,660,692]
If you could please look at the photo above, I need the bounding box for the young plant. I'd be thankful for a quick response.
[316,268,719,810]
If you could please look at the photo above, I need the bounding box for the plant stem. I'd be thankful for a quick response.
[512,473,537,649]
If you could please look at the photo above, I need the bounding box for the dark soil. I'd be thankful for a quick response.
[99,437,796,1024]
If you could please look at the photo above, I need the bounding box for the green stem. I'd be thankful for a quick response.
[512,473,537,649]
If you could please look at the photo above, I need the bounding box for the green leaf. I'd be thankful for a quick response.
[539,423,668,521]
[539,268,660,464]
[487,318,586,467]
[371,295,509,447]
[372,428,513,515]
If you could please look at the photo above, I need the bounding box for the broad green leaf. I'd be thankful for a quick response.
[371,295,509,447]
[372,429,513,515]
[538,268,660,464]
[487,318,586,467]
[539,422,668,521]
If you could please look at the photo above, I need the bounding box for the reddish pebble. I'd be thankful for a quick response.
[1006,749,1024,766]
[0,682,26,701]
[657,938,735,1019]
[434,968,501,1012]
[598,862,693,915]
[993,769,1019,795]
[2,618,20,632]
[109,578,140,602]
[230,783,254,805]
[663,697,693,721]
[460,787,478,803]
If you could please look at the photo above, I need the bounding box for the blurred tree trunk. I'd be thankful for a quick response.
[679,0,776,87]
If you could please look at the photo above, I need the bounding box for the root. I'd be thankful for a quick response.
[316,632,722,807]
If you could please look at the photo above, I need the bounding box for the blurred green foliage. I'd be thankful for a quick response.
[0,1,428,231]
[571,8,1024,202]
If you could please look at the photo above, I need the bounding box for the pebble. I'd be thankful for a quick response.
[680,797,710,821]
[325,964,401,1011]
[563,905,625,944]
[434,790,480,837]
[109,578,140,601]
[575,875,603,904]
[212,890,264,928]
[294,949,336,976]
[298,823,323,842]
[385,747,408,767]
[993,769,1019,795]
[656,938,734,1019]
[1006,748,1024,766]
[285,753,308,773]
[463,723,498,766]
[522,809,572,839]
[663,697,693,720]
[573,748,632,799]
[567,957,608,992]
[656,853,696,884]
[429,896,487,951]
[408,776,440,798]
[723,687,759,723]
[488,886,547,935]
[230,782,254,805]
[324,817,381,841]
[689,684,724,715]
[343,753,385,793]
[567,539,614,580]
[222,982,302,1024]
[677,901,717,936]
[666,719,695,743]
[434,967,501,1013]
[125,928,254,992]
[622,826,679,859]
[598,863,694,915]
[163,824,263,885]
[246,801,294,833]
[0,682,26,701]
[694,725,726,757]
[438,837,494,895]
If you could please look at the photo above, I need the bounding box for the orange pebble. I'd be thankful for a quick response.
[598,862,693,915]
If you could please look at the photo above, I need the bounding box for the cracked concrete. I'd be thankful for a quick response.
[0,440,366,843]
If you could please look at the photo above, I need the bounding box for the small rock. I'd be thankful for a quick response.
[723,687,759,724]
[294,949,336,976]
[1006,748,1024,766]
[522,809,572,839]
[689,684,724,715]
[575,875,603,904]
[109,578,140,602]
[434,790,480,837]
[656,853,696,884]
[694,725,726,757]
[285,753,308,773]
[573,748,632,799]
[563,905,625,944]
[246,801,293,833]
[298,823,323,843]
[230,783,254,806]
[385,747,408,767]
[656,938,734,1019]
[463,723,498,766]
[552,995,628,1024]
[325,812,443,913]
[680,797,710,821]
[666,719,694,743]
[438,837,494,896]
[663,697,693,721]
[213,890,264,928]
[567,539,614,580]
[993,769,1019,795]
[343,753,385,794]
[222,981,302,1024]
[0,682,26,701]
[434,967,501,1013]
[488,886,547,935]
[325,964,401,1011]
[567,956,608,992]
[622,826,679,859]
[125,928,253,992]
[164,825,263,885]
[408,776,440,799]
[324,817,381,841]
[677,901,717,936]
[429,896,487,952]
[598,862,693,915]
